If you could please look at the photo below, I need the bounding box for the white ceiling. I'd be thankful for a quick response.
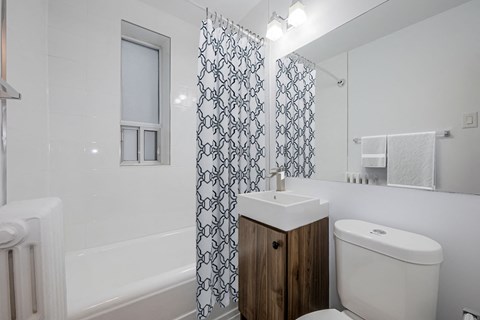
[139,0,474,61]
[139,0,264,26]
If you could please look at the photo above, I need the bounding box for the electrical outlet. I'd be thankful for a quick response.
[463,112,478,129]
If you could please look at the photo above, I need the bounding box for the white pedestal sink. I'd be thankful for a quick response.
[237,191,328,231]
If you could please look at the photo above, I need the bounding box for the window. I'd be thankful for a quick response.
[120,20,171,165]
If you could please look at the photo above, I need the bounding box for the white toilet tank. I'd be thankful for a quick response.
[334,220,443,320]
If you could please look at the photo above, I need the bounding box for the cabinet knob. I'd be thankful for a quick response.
[272,241,280,249]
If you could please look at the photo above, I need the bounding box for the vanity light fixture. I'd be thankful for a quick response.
[266,12,284,41]
[288,0,307,27]
[265,0,307,41]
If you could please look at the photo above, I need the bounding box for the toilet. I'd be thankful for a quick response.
[299,220,443,320]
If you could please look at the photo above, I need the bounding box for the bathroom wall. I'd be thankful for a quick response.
[287,177,480,320]
[6,0,50,203]
[47,0,199,251]
[5,0,199,252]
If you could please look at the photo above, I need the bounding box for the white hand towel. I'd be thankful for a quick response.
[387,132,436,190]
[361,135,387,168]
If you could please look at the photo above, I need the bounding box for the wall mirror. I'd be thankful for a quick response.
[275,0,480,195]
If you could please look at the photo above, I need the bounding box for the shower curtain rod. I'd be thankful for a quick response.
[288,52,316,69]
[289,52,346,87]
[185,0,264,44]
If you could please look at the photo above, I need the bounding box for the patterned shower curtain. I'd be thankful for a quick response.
[196,19,266,319]
[275,56,316,178]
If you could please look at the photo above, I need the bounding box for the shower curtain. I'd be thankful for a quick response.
[275,56,316,178]
[196,19,266,319]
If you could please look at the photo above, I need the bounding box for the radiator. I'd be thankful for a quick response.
[0,198,66,320]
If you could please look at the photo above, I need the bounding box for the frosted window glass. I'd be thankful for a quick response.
[144,131,158,161]
[122,128,138,161]
[122,40,160,124]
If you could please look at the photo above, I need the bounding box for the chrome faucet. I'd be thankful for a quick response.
[269,167,286,192]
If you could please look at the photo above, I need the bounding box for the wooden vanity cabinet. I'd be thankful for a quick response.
[239,216,329,320]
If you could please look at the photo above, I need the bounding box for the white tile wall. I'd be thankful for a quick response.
[7,0,49,203]
[46,0,199,251]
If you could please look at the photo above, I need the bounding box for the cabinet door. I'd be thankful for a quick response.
[239,216,263,320]
[239,216,287,320]
[287,218,329,320]
[266,224,287,320]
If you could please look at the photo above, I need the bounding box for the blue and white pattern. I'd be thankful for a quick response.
[196,19,266,320]
[275,56,316,178]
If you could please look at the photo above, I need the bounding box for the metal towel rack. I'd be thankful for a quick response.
[352,130,451,144]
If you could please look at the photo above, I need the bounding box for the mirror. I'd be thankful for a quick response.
[275,0,480,195]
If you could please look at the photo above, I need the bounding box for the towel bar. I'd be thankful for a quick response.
[353,130,450,144]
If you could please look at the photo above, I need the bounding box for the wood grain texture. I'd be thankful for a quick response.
[266,227,287,320]
[239,216,288,320]
[287,218,329,320]
[256,221,268,320]
[239,216,329,320]
[239,216,258,320]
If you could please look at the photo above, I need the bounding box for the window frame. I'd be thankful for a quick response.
[120,20,171,166]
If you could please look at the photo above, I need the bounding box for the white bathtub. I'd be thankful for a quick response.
[65,227,196,320]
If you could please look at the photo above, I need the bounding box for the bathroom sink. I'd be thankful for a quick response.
[237,191,328,231]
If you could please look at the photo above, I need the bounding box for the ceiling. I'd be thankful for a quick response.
[138,0,474,61]
[139,0,264,26]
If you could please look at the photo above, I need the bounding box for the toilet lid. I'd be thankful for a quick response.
[297,309,352,320]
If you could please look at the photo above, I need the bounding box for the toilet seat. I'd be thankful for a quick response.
[297,309,352,320]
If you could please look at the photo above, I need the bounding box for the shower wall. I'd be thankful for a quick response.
[6,0,199,252]
[6,0,50,203]
[46,0,199,251]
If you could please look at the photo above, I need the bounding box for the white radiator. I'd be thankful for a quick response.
[0,198,66,320]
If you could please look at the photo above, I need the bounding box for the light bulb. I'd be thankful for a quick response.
[288,0,307,27]
[266,13,284,41]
